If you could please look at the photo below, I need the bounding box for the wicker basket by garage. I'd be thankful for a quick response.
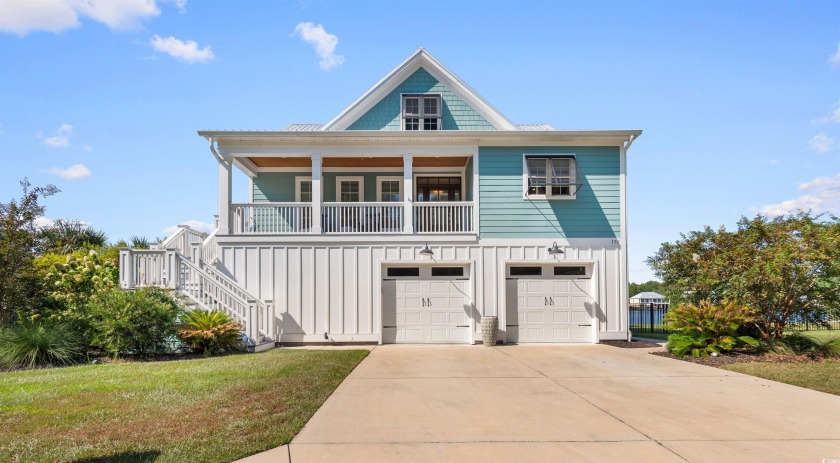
[480,316,498,346]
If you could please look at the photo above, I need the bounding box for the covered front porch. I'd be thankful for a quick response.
[216,150,478,236]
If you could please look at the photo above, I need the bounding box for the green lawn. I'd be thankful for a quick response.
[721,361,840,396]
[0,349,368,463]
[790,329,840,343]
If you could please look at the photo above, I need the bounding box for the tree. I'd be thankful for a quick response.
[0,179,60,325]
[629,280,664,298]
[39,220,107,255]
[648,213,840,340]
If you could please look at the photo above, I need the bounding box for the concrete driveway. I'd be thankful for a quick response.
[246,344,840,463]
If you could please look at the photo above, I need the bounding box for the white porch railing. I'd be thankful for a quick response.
[414,202,474,233]
[322,202,404,234]
[158,225,207,255]
[119,249,166,287]
[231,202,312,234]
[227,201,475,235]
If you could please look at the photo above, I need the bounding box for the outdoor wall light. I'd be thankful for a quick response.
[547,242,565,255]
[419,243,434,257]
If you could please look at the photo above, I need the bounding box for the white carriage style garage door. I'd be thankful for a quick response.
[505,265,594,343]
[382,266,471,344]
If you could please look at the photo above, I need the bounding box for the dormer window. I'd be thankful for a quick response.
[403,94,441,130]
[523,154,581,199]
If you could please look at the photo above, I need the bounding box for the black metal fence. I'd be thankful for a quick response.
[785,316,840,331]
[629,302,840,334]
[629,303,675,334]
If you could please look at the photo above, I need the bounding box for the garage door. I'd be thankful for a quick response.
[382,266,470,344]
[505,265,593,343]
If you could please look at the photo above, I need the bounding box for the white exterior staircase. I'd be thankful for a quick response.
[119,225,275,352]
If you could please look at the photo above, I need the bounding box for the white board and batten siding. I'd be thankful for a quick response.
[215,238,628,343]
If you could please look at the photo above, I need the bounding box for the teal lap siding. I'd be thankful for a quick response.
[479,147,620,238]
[347,68,495,131]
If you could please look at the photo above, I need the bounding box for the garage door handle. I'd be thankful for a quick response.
[383,325,396,329]
[506,324,518,327]
[578,324,591,326]
[456,325,469,328]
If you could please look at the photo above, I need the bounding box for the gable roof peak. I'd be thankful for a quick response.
[322,48,517,131]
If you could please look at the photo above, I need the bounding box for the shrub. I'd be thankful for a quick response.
[665,300,760,357]
[0,321,82,369]
[41,250,118,308]
[87,287,182,358]
[178,309,243,357]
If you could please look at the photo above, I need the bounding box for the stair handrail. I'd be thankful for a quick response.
[200,262,273,342]
[174,253,262,342]
[200,228,219,264]
[159,225,208,256]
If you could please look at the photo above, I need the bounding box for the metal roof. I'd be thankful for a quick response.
[630,292,666,300]
[281,123,324,132]
[516,124,555,131]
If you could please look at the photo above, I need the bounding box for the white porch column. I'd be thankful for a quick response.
[472,147,479,234]
[403,153,414,234]
[218,155,232,234]
[311,154,322,234]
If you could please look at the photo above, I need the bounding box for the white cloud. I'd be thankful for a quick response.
[808,133,835,153]
[830,43,840,67]
[165,0,188,13]
[41,123,73,148]
[162,220,215,235]
[819,102,840,124]
[47,163,91,180]
[762,159,780,165]
[760,172,840,216]
[0,0,79,36]
[72,0,160,31]
[35,216,55,228]
[0,0,159,36]
[294,22,344,71]
[150,34,214,63]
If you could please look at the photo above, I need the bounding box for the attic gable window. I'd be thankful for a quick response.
[403,94,441,130]
[524,155,580,199]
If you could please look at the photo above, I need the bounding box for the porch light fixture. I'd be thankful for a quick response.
[547,242,565,255]
[419,243,434,257]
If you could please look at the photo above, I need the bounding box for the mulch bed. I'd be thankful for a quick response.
[651,350,826,367]
[600,340,662,349]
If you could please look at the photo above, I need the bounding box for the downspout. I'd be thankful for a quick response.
[208,136,226,166]
[624,134,637,153]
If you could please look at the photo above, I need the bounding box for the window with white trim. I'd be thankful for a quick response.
[295,177,312,202]
[524,155,578,199]
[377,177,402,202]
[336,176,364,202]
[403,94,441,130]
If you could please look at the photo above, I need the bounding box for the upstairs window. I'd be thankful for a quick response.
[403,94,441,130]
[524,155,580,199]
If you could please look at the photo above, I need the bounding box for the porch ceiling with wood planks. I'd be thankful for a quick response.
[248,156,470,168]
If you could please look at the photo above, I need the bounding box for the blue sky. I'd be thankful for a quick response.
[1,0,838,283]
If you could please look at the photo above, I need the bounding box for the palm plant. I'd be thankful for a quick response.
[178,309,242,357]
[39,220,107,254]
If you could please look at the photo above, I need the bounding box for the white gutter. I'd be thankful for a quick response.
[207,136,227,165]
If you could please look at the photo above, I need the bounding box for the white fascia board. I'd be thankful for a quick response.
[200,130,643,146]
[232,157,259,177]
[321,49,517,131]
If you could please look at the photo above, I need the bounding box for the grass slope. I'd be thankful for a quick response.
[0,349,368,463]
[721,361,840,396]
